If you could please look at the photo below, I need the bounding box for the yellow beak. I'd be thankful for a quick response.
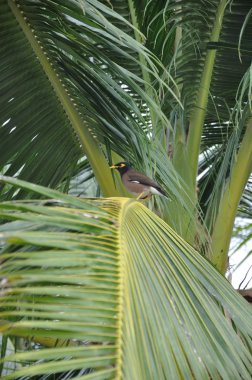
[110,164,117,169]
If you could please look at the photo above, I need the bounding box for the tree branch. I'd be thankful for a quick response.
[187,0,228,185]
[211,119,252,273]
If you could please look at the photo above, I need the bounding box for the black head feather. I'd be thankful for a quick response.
[111,162,131,175]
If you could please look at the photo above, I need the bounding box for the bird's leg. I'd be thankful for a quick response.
[137,192,152,201]
[136,192,145,200]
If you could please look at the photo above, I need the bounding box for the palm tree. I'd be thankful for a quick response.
[0,0,251,378]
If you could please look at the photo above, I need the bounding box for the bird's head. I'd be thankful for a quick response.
[110,162,131,175]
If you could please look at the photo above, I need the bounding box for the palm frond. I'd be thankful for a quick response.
[0,0,175,197]
[1,1,194,225]
[0,1,81,195]
[0,176,251,379]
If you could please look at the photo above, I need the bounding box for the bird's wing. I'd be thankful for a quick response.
[129,173,167,197]
[127,171,167,196]
[128,172,160,188]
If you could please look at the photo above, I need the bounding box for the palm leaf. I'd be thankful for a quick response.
[1,0,195,236]
[0,0,177,198]
[1,0,251,278]
[0,176,251,379]
[128,1,252,265]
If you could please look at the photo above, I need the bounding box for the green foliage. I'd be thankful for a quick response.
[0,177,251,379]
[1,0,251,269]
[0,1,252,377]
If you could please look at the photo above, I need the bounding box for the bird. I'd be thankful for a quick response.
[110,162,167,199]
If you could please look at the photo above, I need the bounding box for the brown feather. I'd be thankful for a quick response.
[122,168,167,196]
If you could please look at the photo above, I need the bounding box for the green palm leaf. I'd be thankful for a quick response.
[0,0,175,197]
[1,0,191,233]
[0,0,251,298]
[0,177,251,379]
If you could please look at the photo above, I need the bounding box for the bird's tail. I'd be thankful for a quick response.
[157,186,168,198]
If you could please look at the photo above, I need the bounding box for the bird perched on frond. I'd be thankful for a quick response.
[110,162,167,200]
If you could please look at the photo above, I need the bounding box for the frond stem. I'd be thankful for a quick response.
[187,0,228,186]
[211,118,252,273]
[9,0,120,197]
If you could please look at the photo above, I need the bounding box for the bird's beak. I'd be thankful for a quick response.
[110,164,117,169]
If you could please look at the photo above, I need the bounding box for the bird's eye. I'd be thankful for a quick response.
[120,164,126,167]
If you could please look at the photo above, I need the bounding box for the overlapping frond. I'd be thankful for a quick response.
[1,0,192,223]
[0,0,251,289]
[131,1,252,251]
[0,1,162,198]
[0,1,82,195]
[134,0,252,135]
[0,177,251,379]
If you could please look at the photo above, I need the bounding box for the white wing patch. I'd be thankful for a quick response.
[130,180,140,184]
[149,186,163,195]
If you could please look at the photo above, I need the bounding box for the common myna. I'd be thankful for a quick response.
[110,162,167,199]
